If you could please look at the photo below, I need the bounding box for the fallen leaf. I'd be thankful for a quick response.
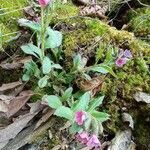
[6,90,33,118]
[122,113,134,129]
[0,113,36,143]
[35,108,54,129]
[0,101,8,112]
[0,101,43,148]
[0,95,14,101]
[134,92,150,103]
[0,56,32,70]
[80,4,108,19]
[76,76,104,96]
[24,6,35,17]
[0,81,22,92]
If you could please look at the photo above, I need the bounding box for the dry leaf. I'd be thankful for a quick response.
[0,101,8,112]
[80,4,108,19]
[0,113,36,143]
[35,108,54,129]
[0,95,14,101]
[24,6,35,17]
[0,56,32,70]
[76,76,104,96]
[0,81,22,92]
[0,101,43,148]
[6,90,33,118]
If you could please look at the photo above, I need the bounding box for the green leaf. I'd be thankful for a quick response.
[52,64,62,69]
[96,45,104,63]
[62,87,73,101]
[90,65,117,77]
[18,18,40,31]
[45,27,62,49]
[84,115,92,131]
[91,110,110,122]
[38,75,49,88]
[23,61,40,80]
[73,54,82,69]
[42,56,52,74]
[54,106,74,120]
[88,96,104,112]
[46,95,62,109]
[105,47,113,63]
[21,43,42,59]
[73,54,85,70]
[69,123,83,134]
[91,118,99,135]
[73,92,90,112]
[22,74,30,81]
[89,66,108,74]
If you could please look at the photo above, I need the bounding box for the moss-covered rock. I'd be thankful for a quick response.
[0,0,28,42]
[127,7,150,40]
[50,3,150,148]
[52,9,150,99]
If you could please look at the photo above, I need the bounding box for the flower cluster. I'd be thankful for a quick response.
[115,49,132,67]
[75,111,101,149]
[76,132,101,149]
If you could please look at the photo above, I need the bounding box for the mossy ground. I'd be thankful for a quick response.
[0,0,28,43]
[127,7,150,40]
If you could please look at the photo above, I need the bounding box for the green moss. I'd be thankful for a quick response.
[127,7,150,39]
[0,0,28,42]
[50,2,79,24]
[53,9,150,99]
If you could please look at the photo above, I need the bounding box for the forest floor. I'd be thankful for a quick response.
[0,0,150,150]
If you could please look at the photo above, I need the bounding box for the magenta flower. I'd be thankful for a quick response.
[75,111,86,125]
[115,57,127,67]
[123,49,132,58]
[87,135,101,149]
[38,0,50,7]
[76,132,89,144]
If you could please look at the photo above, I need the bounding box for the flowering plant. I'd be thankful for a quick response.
[18,0,62,87]
[115,49,132,67]
[18,1,111,149]
[45,91,109,149]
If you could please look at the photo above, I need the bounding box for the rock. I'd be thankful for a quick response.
[122,113,134,129]
[107,130,135,150]
[134,92,150,103]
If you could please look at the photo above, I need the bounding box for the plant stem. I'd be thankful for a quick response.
[41,7,45,60]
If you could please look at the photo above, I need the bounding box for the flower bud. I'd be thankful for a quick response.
[38,0,50,7]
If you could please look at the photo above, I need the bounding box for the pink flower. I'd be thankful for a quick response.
[38,0,50,7]
[76,132,89,144]
[75,111,86,125]
[115,57,127,67]
[87,135,101,149]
